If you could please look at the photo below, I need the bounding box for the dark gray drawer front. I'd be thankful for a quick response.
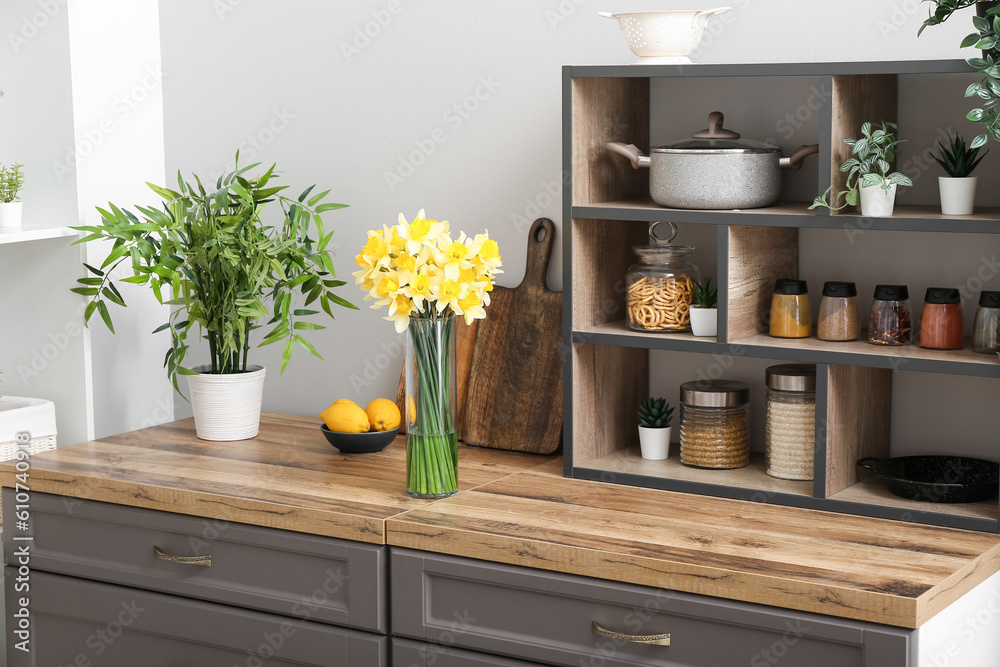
[2,489,386,632]
[393,637,546,666]
[6,568,387,666]
[391,549,914,667]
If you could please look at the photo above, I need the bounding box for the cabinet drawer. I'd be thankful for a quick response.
[2,489,386,632]
[393,637,546,666]
[391,549,915,667]
[6,568,387,666]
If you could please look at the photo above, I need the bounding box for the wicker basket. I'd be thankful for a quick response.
[0,396,57,462]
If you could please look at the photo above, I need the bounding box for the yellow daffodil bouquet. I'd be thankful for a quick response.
[354,209,502,498]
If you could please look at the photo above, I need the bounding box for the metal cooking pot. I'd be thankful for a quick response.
[606,111,819,210]
[857,456,1000,504]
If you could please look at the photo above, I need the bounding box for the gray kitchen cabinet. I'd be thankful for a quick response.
[393,637,547,666]
[2,489,388,664]
[5,568,387,666]
[391,548,914,667]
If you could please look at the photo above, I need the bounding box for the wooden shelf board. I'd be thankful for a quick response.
[574,321,719,350]
[582,446,814,498]
[734,332,1000,377]
[0,225,79,245]
[573,199,1000,233]
[830,476,998,521]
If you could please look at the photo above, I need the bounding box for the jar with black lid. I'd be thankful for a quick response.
[816,281,858,342]
[679,380,750,469]
[868,284,911,346]
[973,290,1000,354]
[769,279,811,338]
[920,287,964,350]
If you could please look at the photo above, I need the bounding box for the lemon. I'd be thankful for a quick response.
[333,398,361,408]
[321,401,370,433]
[365,398,401,432]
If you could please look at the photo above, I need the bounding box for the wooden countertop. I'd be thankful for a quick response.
[3,413,999,628]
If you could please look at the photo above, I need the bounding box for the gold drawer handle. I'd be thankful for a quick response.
[591,621,670,646]
[154,545,212,567]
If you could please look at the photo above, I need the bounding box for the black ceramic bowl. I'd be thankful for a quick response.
[320,425,398,454]
[858,456,1000,503]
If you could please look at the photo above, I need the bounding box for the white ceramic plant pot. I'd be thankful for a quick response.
[938,176,977,216]
[186,365,266,441]
[0,201,23,229]
[690,307,718,337]
[859,182,897,217]
[638,425,672,460]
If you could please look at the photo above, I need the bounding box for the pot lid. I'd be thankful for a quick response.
[652,111,781,155]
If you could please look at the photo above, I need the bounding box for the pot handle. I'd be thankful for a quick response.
[693,7,732,26]
[856,457,880,471]
[779,144,820,171]
[606,142,651,169]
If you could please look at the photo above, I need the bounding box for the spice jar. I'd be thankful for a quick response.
[765,364,816,481]
[679,380,750,469]
[972,290,1000,354]
[626,221,701,333]
[920,287,964,350]
[769,279,811,338]
[868,284,911,346]
[816,281,859,341]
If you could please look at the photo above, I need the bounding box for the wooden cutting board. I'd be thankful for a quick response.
[462,218,563,454]
[395,320,477,440]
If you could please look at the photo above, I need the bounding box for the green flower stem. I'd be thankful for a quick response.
[406,313,458,498]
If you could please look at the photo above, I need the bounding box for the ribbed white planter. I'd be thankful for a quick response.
[859,182,897,217]
[690,307,718,337]
[938,176,977,216]
[638,425,672,460]
[0,201,23,229]
[186,365,266,441]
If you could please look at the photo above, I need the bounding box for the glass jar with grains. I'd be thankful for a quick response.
[625,221,701,334]
[868,284,911,346]
[769,279,811,338]
[765,364,816,481]
[816,281,859,342]
[679,380,750,469]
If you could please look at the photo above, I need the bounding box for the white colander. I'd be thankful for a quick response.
[600,8,731,64]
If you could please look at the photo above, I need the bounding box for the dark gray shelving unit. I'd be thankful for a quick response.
[561,59,1000,532]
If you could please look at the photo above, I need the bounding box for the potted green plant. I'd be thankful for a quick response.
[809,122,913,217]
[932,132,988,215]
[689,275,718,337]
[0,163,25,229]
[72,155,357,441]
[637,397,673,460]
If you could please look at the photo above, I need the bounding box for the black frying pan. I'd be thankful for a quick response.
[857,456,1000,504]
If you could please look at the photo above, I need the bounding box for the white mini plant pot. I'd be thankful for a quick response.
[689,307,718,337]
[186,365,266,441]
[859,182,897,217]
[938,176,977,216]
[0,201,23,229]
[638,425,671,460]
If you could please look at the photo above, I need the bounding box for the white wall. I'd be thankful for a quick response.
[153,0,978,426]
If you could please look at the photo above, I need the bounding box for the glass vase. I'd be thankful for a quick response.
[404,312,459,498]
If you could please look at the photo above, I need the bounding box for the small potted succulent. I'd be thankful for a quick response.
[809,121,913,217]
[0,163,25,229]
[689,276,718,337]
[637,397,674,460]
[933,132,987,215]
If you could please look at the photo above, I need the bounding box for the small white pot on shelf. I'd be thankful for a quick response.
[0,201,23,229]
[638,425,672,460]
[938,176,977,216]
[859,182,897,217]
[690,306,717,337]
